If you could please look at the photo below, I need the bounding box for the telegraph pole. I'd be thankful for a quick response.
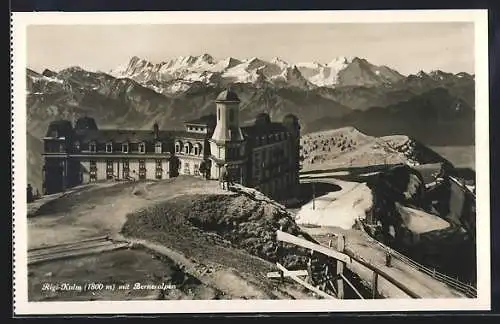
[312,182,316,210]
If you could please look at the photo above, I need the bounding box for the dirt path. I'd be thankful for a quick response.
[28,178,232,249]
[27,178,316,300]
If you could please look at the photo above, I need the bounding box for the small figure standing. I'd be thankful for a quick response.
[219,164,228,190]
[27,184,34,203]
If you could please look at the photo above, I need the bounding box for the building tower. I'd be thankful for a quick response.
[209,89,247,184]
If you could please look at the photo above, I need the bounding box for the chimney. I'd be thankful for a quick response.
[153,122,159,139]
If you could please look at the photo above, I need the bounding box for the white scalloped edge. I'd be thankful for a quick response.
[10,11,16,315]
[9,10,491,315]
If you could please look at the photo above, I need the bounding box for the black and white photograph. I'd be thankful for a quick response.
[11,10,490,314]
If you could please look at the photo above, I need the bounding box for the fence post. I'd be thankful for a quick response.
[312,182,316,210]
[385,252,392,267]
[336,234,345,299]
[372,271,378,299]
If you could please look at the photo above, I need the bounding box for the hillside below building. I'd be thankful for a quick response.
[41,89,301,201]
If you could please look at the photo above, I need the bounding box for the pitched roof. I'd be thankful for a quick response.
[184,114,216,126]
[215,89,240,102]
[45,120,73,137]
[74,128,208,144]
[241,122,288,137]
[74,129,170,143]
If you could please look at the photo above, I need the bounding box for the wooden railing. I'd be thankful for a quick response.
[273,230,422,299]
[357,222,477,298]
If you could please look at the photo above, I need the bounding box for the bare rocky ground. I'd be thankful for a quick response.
[28,177,318,301]
[300,127,453,172]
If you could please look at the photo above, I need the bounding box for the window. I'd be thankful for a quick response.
[175,142,181,154]
[106,160,114,180]
[155,142,162,154]
[122,160,129,169]
[138,159,146,180]
[122,143,129,153]
[194,143,202,156]
[194,163,200,176]
[106,143,113,153]
[218,108,220,120]
[122,160,130,179]
[138,143,146,153]
[155,160,163,179]
[90,143,96,153]
[90,160,97,181]
[184,143,192,155]
[74,142,80,152]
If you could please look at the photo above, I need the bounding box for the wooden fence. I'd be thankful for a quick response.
[272,230,422,299]
[357,222,477,298]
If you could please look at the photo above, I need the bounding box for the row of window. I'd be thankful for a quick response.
[73,142,164,154]
[89,159,164,181]
[180,161,200,176]
[186,126,206,132]
[253,145,288,167]
[256,173,296,195]
[175,142,203,155]
[255,132,289,147]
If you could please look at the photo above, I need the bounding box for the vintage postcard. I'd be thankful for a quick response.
[11,10,490,315]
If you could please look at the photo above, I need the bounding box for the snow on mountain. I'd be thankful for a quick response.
[299,56,352,87]
[110,54,408,94]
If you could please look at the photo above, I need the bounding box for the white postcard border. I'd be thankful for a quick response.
[11,9,491,315]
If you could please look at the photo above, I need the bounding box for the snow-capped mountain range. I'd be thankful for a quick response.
[108,54,409,94]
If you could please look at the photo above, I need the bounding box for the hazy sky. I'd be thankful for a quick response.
[27,22,474,75]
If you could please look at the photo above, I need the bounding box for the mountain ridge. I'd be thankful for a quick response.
[25,55,475,192]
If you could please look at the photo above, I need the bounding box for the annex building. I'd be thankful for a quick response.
[42,89,301,200]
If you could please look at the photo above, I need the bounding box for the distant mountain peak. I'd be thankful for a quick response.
[105,53,468,95]
[197,53,215,64]
[328,56,354,66]
[416,70,429,78]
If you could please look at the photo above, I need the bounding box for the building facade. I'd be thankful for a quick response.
[42,89,300,200]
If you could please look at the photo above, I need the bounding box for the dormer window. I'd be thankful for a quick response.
[122,143,129,153]
[155,142,162,154]
[89,142,96,153]
[138,143,146,153]
[194,143,202,156]
[184,142,192,155]
[175,141,182,154]
[106,143,113,153]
